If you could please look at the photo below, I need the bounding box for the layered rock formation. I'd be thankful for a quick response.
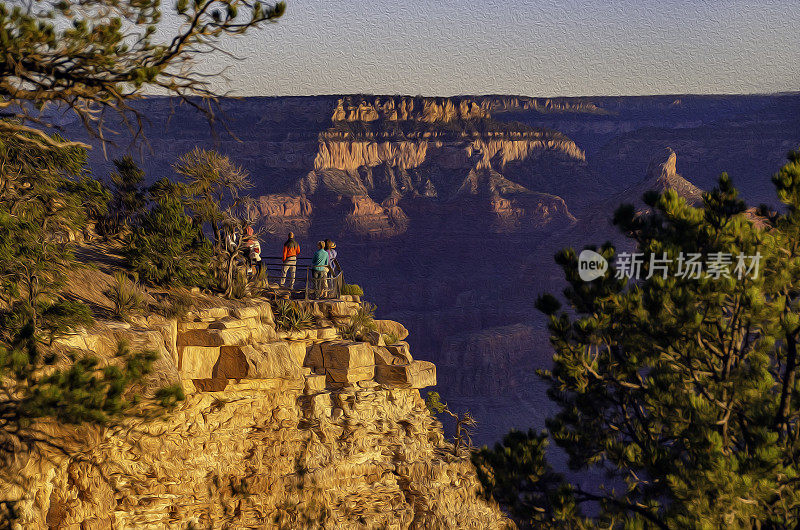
[251,96,587,239]
[532,147,705,257]
[59,93,799,451]
[331,96,490,123]
[251,194,313,238]
[4,299,510,529]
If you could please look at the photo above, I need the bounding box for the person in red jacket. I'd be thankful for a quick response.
[280,232,300,289]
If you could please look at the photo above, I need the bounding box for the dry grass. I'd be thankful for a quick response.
[66,239,263,322]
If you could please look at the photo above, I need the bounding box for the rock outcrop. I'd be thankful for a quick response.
[4,300,510,529]
[532,147,706,258]
[331,96,490,123]
[252,194,313,238]
[626,147,703,209]
[253,96,588,239]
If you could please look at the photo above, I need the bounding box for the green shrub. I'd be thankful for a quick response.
[339,302,377,341]
[105,272,146,320]
[340,283,364,297]
[124,197,211,287]
[425,391,477,456]
[272,300,315,331]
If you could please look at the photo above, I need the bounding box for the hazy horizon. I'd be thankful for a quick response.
[142,90,800,99]
[169,0,800,97]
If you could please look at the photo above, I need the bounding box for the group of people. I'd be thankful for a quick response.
[282,233,341,298]
[225,225,263,276]
[224,227,342,298]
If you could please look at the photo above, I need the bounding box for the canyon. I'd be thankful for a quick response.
[61,93,800,446]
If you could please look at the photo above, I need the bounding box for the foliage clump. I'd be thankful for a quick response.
[425,391,476,455]
[124,195,212,287]
[105,272,147,320]
[272,300,315,332]
[472,430,577,527]
[0,132,185,516]
[104,156,148,236]
[340,283,364,297]
[339,302,377,341]
[478,152,800,528]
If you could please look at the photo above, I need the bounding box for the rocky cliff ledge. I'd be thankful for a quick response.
[5,299,510,529]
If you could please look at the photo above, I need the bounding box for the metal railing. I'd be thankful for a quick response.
[254,256,343,300]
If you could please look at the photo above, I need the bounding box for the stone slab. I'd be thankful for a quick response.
[219,343,303,380]
[207,316,258,330]
[384,342,413,364]
[321,342,374,370]
[375,360,436,389]
[374,320,409,341]
[179,346,221,379]
[325,365,375,384]
[304,374,327,393]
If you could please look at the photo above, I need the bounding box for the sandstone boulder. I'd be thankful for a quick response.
[179,326,276,348]
[375,360,436,389]
[385,341,413,364]
[179,345,220,379]
[326,365,374,384]
[327,301,360,318]
[373,347,394,366]
[366,330,385,346]
[216,343,303,380]
[304,374,327,393]
[304,343,325,372]
[321,341,373,370]
[374,320,409,341]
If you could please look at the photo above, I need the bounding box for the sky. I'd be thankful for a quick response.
[187,0,799,97]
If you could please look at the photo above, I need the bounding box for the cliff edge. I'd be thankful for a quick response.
[4,298,511,529]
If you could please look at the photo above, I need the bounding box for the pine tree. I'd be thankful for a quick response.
[0,132,182,504]
[125,190,212,287]
[105,156,148,235]
[476,153,800,528]
[512,152,800,527]
[472,429,581,528]
[173,147,253,252]
[0,133,90,321]
[0,0,286,147]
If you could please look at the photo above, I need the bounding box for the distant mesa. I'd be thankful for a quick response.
[252,96,590,240]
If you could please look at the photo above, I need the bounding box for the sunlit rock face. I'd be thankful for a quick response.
[247,95,588,241]
[4,301,512,529]
[253,193,313,238]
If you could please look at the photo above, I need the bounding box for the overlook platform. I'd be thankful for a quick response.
[254,256,344,301]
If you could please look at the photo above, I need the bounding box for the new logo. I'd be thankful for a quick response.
[578,250,608,282]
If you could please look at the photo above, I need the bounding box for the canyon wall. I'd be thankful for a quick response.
[60,93,800,448]
[4,299,510,529]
